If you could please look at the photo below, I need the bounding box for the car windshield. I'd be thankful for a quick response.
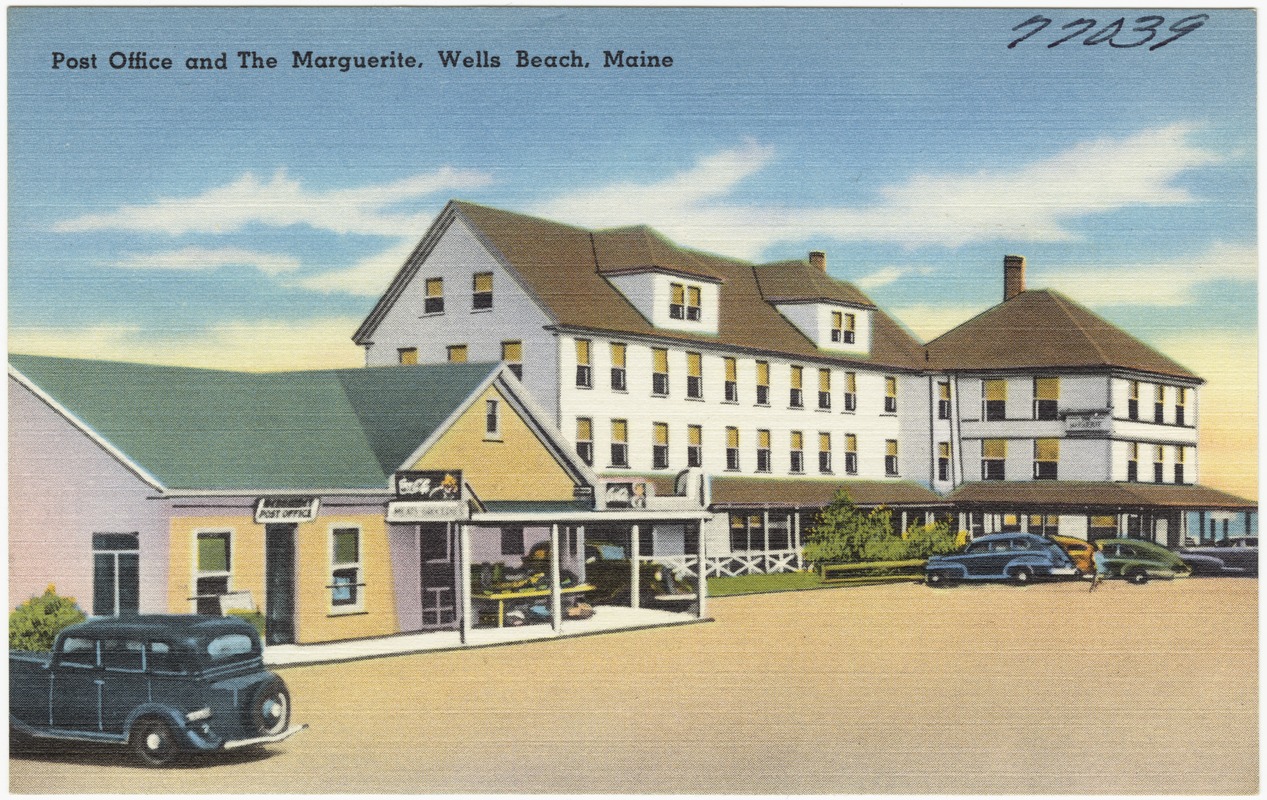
[202,633,257,662]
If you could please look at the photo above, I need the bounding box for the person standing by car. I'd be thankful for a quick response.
[1090,548,1108,592]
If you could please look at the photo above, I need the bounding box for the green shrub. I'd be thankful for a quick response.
[226,609,266,638]
[803,490,959,566]
[901,519,958,559]
[10,585,87,652]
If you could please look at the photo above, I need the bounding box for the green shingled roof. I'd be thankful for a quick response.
[9,355,499,492]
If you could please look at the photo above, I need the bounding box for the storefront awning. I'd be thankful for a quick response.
[707,476,948,509]
[947,481,1257,511]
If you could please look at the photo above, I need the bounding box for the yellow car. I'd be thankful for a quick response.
[1048,534,1098,576]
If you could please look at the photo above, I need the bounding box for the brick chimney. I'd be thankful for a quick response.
[808,250,826,272]
[1003,254,1026,301]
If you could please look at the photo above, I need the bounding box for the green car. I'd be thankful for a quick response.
[1096,538,1191,584]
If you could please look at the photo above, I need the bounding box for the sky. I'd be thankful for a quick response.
[7,7,1257,497]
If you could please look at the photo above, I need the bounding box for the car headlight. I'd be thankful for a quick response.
[186,707,212,722]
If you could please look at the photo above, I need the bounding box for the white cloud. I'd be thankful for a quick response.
[535,124,1219,259]
[1038,242,1257,307]
[9,318,365,373]
[54,167,493,237]
[114,246,301,275]
[292,239,420,296]
[855,267,910,290]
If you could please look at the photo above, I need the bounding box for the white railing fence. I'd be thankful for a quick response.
[640,549,802,578]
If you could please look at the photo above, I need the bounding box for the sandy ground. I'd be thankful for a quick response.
[10,577,1258,794]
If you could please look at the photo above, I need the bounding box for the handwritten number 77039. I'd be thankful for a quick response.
[1008,14,1209,51]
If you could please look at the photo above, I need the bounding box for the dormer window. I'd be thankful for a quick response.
[670,283,703,322]
[831,311,855,344]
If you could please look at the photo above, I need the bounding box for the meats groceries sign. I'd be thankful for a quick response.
[388,470,466,522]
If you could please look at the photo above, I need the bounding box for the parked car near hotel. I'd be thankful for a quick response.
[925,533,1079,586]
[1095,539,1190,584]
[522,540,697,610]
[1048,534,1098,576]
[10,615,305,766]
[1177,537,1258,577]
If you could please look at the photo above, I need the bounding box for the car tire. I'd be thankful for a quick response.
[1010,567,1033,585]
[131,717,178,767]
[1126,568,1150,585]
[926,572,953,588]
[247,679,290,736]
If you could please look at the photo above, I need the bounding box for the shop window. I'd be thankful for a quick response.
[726,427,740,471]
[844,372,857,412]
[576,417,594,466]
[472,272,493,311]
[937,382,951,420]
[610,419,629,468]
[686,352,703,399]
[845,434,858,475]
[724,357,738,402]
[424,277,445,314]
[500,527,524,556]
[330,527,363,609]
[1128,380,1140,420]
[652,348,669,396]
[1154,385,1165,424]
[982,439,1006,481]
[885,439,899,476]
[884,376,898,414]
[575,339,592,388]
[1034,377,1059,420]
[818,368,832,410]
[790,431,804,474]
[1127,443,1138,482]
[195,531,231,616]
[501,341,523,381]
[755,361,770,406]
[789,366,804,408]
[938,442,951,483]
[484,399,501,440]
[831,311,855,344]
[756,429,771,473]
[687,424,703,468]
[1033,438,1058,480]
[983,379,1006,420]
[447,344,467,364]
[93,532,139,617]
[398,347,418,365]
[610,343,627,391]
[653,422,670,470]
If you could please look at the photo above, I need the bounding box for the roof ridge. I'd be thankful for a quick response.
[451,199,592,234]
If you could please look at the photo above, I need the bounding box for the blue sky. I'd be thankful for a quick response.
[7,7,1258,491]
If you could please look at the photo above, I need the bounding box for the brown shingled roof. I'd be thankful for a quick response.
[948,481,1255,510]
[924,289,1200,380]
[708,476,947,508]
[754,261,875,308]
[356,201,926,370]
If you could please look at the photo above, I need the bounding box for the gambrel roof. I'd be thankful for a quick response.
[355,201,926,370]
[924,289,1201,381]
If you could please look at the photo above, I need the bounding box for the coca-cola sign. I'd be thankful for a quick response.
[394,470,462,501]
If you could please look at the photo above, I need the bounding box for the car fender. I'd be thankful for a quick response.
[925,561,968,578]
[124,703,220,751]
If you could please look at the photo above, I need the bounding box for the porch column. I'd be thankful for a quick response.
[697,520,708,619]
[762,510,770,573]
[793,511,802,570]
[459,523,472,644]
[630,525,640,609]
[549,523,562,633]
[1198,510,1206,543]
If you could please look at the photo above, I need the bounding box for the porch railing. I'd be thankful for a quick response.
[640,549,802,578]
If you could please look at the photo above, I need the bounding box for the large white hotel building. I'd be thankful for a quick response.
[353,201,1254,573]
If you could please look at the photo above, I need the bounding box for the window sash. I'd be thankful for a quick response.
[1034,377,1059,400]
[612,419,628,443]
[724,358,737,382]
[756,361,770,385]
[610,343,626,368]
[726,427,740,448]
[197,533,230,574]
[982,439,1007,459]
[473,272,493,293]
[1034,438,1060,462]
[845,434,857,453]
[790,366,803,389]
[398,348,418,365]
[688,425,702,445]
[790,431,803,449]
[984,379,1007,401]
[447,345,467,363]
[757,430,771,449]
[819,432,831,451]
[333,529,360,565]
[576,417,593,440]
[653,422,669,445]
[501,341,522,362]
[818,369,831,392]
[844,452,857,474]
[575,339,591,365]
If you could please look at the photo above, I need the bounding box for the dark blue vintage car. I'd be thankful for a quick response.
[10,615,305,766]
[925,532,1079,586]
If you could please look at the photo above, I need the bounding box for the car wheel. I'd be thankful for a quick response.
[1126,568,1150,585]
[926,571,953,588]
[247,679,290,736]
[1010,567,1033,585]
[131,717,178,767]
